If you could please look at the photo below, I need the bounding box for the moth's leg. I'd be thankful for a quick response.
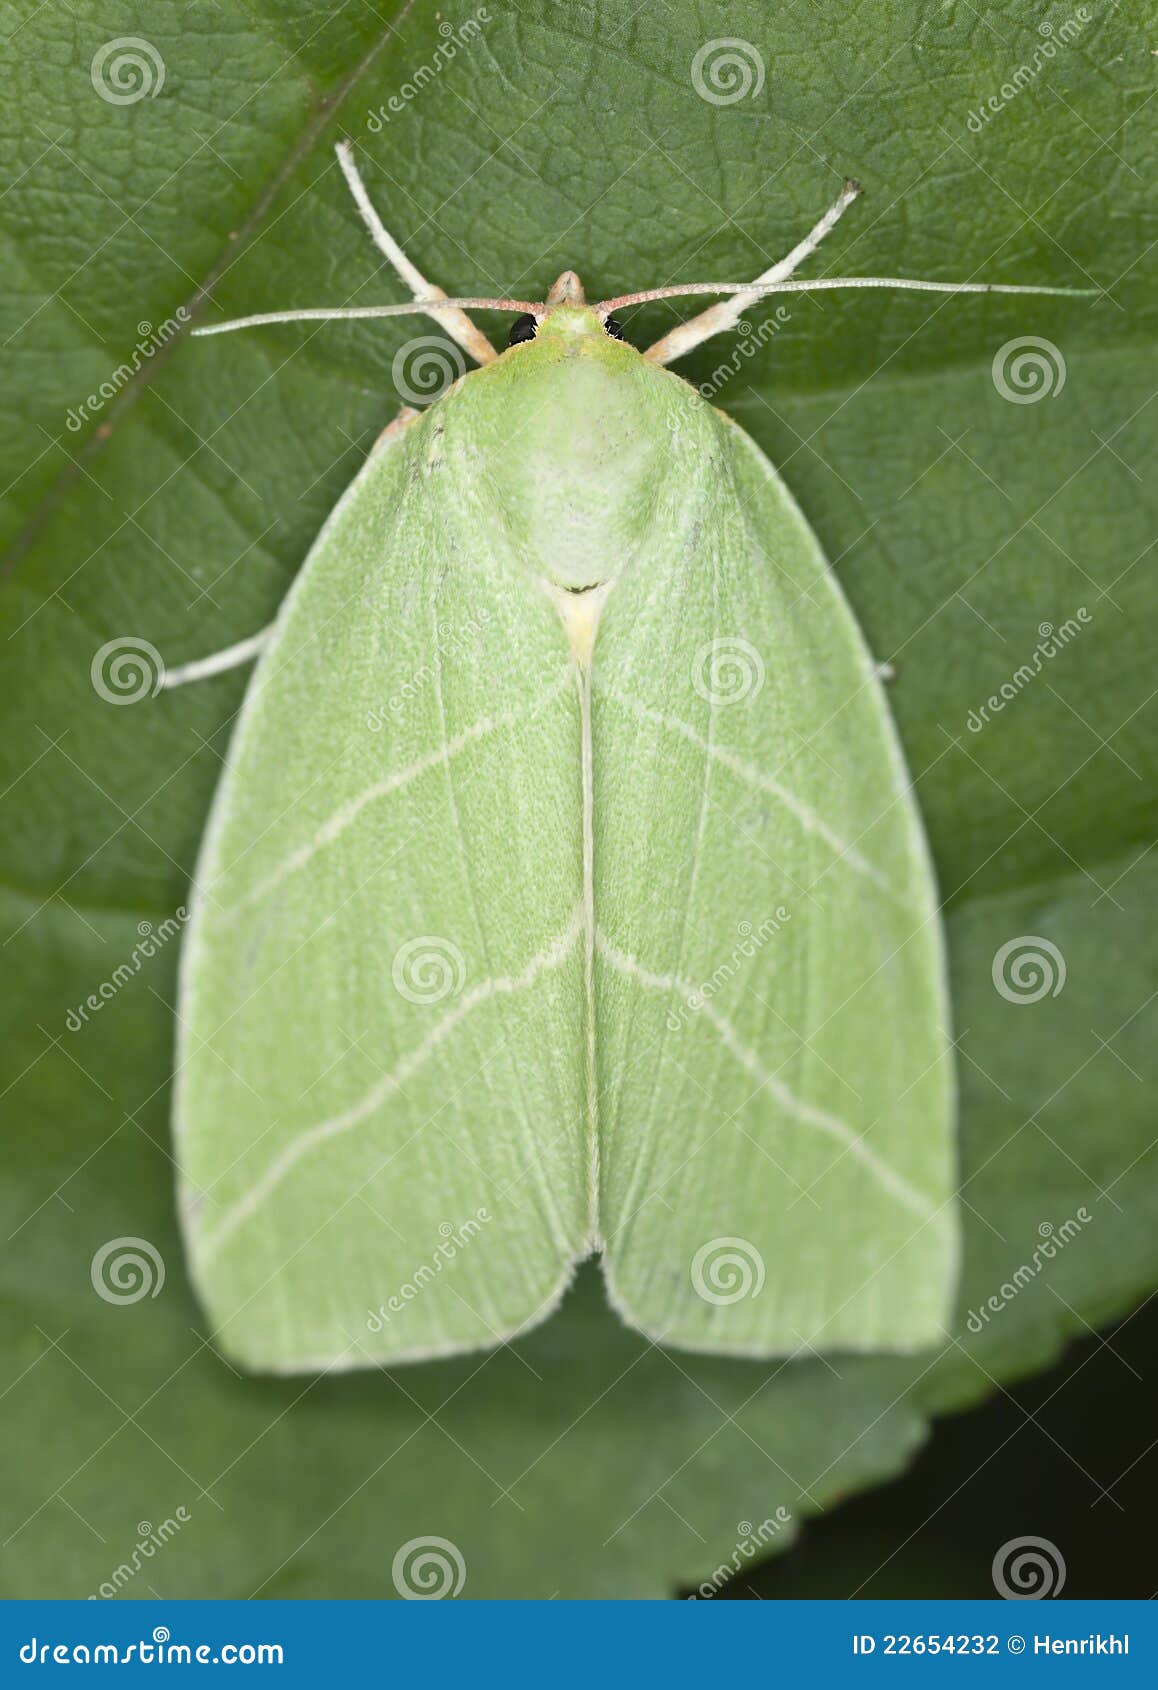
[643,180,861,367]
[335,142,498,367]
[164,406,421,693]
[374,402,420,449]
[161,629,273,691]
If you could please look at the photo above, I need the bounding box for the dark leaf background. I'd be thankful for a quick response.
[1,0,1155,1598]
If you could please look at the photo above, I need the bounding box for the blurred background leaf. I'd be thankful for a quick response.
[1,0,1155,1598]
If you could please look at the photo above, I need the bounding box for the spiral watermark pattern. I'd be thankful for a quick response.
[392,336,467,405]
[992,1535,1067,1598]
[992,936,1066,1004]
[91,637,165,705]
[692,636,765,707]
[691,1237,766,1305]
[691,39,765,105]
[91,38,166,104]
[391,1535,466,1598]
[91,1237,166,1305]
[992,336,1066,403]
[391,936,466,1005]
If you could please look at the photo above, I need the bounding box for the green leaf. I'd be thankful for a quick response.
[1,0,1154,1598]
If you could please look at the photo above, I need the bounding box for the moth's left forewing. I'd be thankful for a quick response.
[175,401,590,1372]
[592,389,957,1357]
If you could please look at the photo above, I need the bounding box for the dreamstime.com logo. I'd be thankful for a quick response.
[698,307,792,399]
[688,1510,793,1597]
[19,1627,283,1665]
[367,11,491,129]
[666,911,791,1032]
[965,610,1091,733]
[67,311,189,431]
[366,1210,491,1330]
[691,1237,765,1304]
[366,609,491,728]
[964,1209,1092,1334]
[89,1510,192,1600]
[992,1535,1067,1598]
[965,11,1092,134]
[691,39,765,105]
[66,908,187,1031]
[391,1535,466,1598]
[91,1237,165,1305]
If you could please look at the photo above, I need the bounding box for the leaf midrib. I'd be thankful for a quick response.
[0,1,416,589]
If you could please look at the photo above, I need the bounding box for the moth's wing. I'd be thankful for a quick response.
[594,405,956,1355]
[176,408,588,1371]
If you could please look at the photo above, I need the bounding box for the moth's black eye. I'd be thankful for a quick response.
[604,316,625,340]
[507,313,537,347]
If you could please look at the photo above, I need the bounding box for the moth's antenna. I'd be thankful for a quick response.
[192,297,541,338]
[603,277,1099,310]
[615,277,1098,369]
[192,142,538,348]
[635,179,862,366]
[596,177,1098,368]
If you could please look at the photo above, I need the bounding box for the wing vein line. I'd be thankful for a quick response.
[198,905,586,1261]
[597,682,914,908]
[595,928,935,1218]
[222,667,573,912]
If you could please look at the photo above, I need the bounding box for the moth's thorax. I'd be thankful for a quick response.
[438,317,716,599]
[533,301,601,343]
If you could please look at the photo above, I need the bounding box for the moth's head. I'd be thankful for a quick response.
[506,271,627,353]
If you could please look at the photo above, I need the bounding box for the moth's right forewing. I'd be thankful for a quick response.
[593,399,957,1357]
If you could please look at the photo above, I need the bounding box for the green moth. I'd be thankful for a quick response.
[169,145,1087,1372]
